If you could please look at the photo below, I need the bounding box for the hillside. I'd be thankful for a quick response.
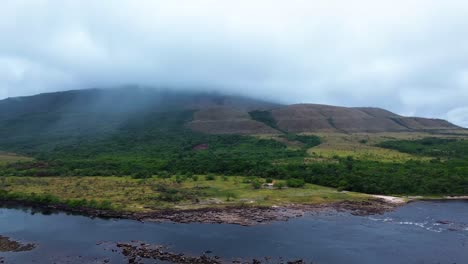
[0,88,461,139]
[190,104,459,134]
[268,104,458,133]
[0,88,467,197]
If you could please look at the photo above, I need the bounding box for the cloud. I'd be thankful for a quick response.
[447,107,468,128]
[0,0,467,127]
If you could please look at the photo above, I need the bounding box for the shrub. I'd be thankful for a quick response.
[158,192,183,202]
[97,200,113,210]
[132,172,152,179]
[205,174,216,181]
[275,182,285,189]
[225,192,237,201]
[242,178,252,183]
[67,198,88,208]
[286,178,305,188]
[252,179,262,189]
[175,175,186,184]
[158,171,171,179]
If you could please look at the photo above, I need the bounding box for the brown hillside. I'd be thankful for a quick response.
[271,104,459,133]
[187,103,460,135]
[188,107,280,134]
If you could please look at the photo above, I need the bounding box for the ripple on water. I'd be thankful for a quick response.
[397,221,427,228]
[368,217,393,222]
[368,216,461,233]
[425,227,443,233]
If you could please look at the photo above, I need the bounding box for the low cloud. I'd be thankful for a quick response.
[0,0,467,127]
[447,107,468,128]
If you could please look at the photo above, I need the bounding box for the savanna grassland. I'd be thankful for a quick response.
[0,175,368,212]
[306,132,440,162]
[0,152,33,166]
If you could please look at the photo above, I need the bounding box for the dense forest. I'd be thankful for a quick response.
[378,137,467,158]
[0,110,307,176]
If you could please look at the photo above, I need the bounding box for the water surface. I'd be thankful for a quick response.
[0,200,467,263]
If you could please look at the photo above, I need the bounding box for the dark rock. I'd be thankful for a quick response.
[0,236,36,252]
[436,220,451,225]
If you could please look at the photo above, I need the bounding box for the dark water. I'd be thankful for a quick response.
[1,201,467,264]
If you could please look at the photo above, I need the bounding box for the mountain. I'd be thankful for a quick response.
[189,103,459,135]
[0,88,461,142]
[266,104,458,133]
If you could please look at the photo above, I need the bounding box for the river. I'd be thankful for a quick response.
[1,200,467,263]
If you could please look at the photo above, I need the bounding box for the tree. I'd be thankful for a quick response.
[286,178,305,188]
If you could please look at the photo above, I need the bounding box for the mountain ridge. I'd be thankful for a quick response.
[0,88,462,138]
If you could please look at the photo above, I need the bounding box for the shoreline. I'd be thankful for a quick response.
[0,198,402,226]
[2,195,465,226]
[443,196,468,200]
[370,195,407,204]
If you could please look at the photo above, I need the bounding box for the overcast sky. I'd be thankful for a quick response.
[1,1,467,127]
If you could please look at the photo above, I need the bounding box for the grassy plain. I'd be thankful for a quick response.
[0,175,369,212]
[0,152,33,166]
[306,132,438,162]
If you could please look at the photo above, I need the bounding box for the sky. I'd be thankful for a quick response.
[1,1,467,127]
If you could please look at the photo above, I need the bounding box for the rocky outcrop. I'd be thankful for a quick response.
[0,236,35,252]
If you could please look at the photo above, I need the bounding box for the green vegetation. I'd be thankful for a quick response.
[0,152,33,166]
[282,134,321,148]
[0,102,467,197]
[0,190,113,210]
[287,178,306,188]
[378,137,468,158]
[307,132,428,162]
[249,110,281,131]
[0,110,306,177]
[205,174,216,181]
[0,176,367,211]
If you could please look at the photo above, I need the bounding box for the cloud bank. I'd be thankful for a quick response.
[1,0,467,127]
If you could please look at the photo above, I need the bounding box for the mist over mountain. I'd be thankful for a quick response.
[2,1,468,127]
[0,88,461,151]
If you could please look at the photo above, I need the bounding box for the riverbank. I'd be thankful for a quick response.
[443,196,468,200]
[0,197,400,226]
[0,176,370,211]
[2,176,464,225]
[370,195,407,204]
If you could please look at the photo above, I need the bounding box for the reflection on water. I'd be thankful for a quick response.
[0,200,467,264]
